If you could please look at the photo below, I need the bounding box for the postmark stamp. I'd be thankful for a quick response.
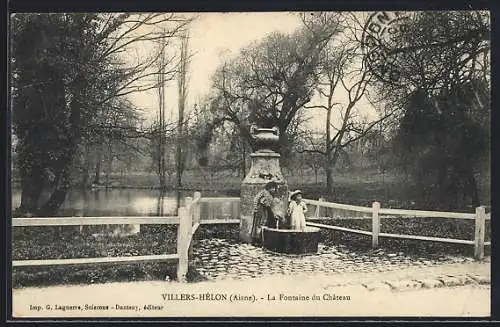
[361,11,412,85]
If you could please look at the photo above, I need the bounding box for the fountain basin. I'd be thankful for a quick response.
[261,226,321,255]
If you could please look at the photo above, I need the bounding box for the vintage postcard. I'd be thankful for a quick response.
[10,11,491,319]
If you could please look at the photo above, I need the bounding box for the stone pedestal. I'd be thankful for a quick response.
[240,150,288,243]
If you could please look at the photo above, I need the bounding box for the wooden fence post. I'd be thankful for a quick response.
[188,192,202,259]
[176,206,192,282]
[193,192,201,225]
[315,197,325,218]
[185,196,193,212]
[474,206,486,261]
[372,201,380,248]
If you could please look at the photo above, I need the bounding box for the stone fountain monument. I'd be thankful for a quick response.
[240,125,321,254]
[239,125,288,243]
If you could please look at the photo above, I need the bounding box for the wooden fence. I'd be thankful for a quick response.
[303,198,491,260]
[12,193,490,281]
[12,192,240,283]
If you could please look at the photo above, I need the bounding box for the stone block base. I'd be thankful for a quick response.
[239,215,253,243]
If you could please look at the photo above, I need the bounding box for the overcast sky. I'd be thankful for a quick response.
[131,12,377,131]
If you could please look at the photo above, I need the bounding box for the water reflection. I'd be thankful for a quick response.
[12,188,241,237]
[10,188,217,217]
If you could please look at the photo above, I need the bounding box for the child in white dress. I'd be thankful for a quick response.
[287,190,307,230]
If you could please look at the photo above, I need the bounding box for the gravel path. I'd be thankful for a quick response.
[12,239,491,318]
[191,238,485,282]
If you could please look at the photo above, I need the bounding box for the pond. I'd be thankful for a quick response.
[11,188,237,217]
[11,188,240,236]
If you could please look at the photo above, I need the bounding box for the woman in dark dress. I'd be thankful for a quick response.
[251,181,278,245]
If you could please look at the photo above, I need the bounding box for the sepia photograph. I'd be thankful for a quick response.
[9,10,491,319]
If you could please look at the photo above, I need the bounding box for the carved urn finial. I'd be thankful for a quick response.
[250,124,280,152]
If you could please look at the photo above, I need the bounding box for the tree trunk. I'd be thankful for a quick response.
[157,191,165,216]
[176,32,189,189]
[176,148,183,188]
[241,138,247,178]
[466,174,480,209]
[325,149,339,196]
[461,161,480,209]
[159,154,165,189]
[175,190,181,216]
[325,164,334,195]
[82,142,90,189]
[39,169,70,216]
[18,166,44,215]
[106,141,113,185]
[325,105,334,195]
[82,165,89,189]
[93,149,102,185]
[430,160,449,210]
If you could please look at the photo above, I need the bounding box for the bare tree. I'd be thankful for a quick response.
[207,13,344,158]
[300,16,396,195]
[176,31,190,187]
[155,26,172,189]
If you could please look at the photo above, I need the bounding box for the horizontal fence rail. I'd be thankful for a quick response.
[199,197,240,202]
[304,199,373,214]
[304,197,491,260]
[13,216,179,227]
[306,214,492,220]
[303,199,491,220]
[200,219,240,224]
[13,254,179,267]
[378,208,477,220]
[377,233,474,245]
[306,222,373,236]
